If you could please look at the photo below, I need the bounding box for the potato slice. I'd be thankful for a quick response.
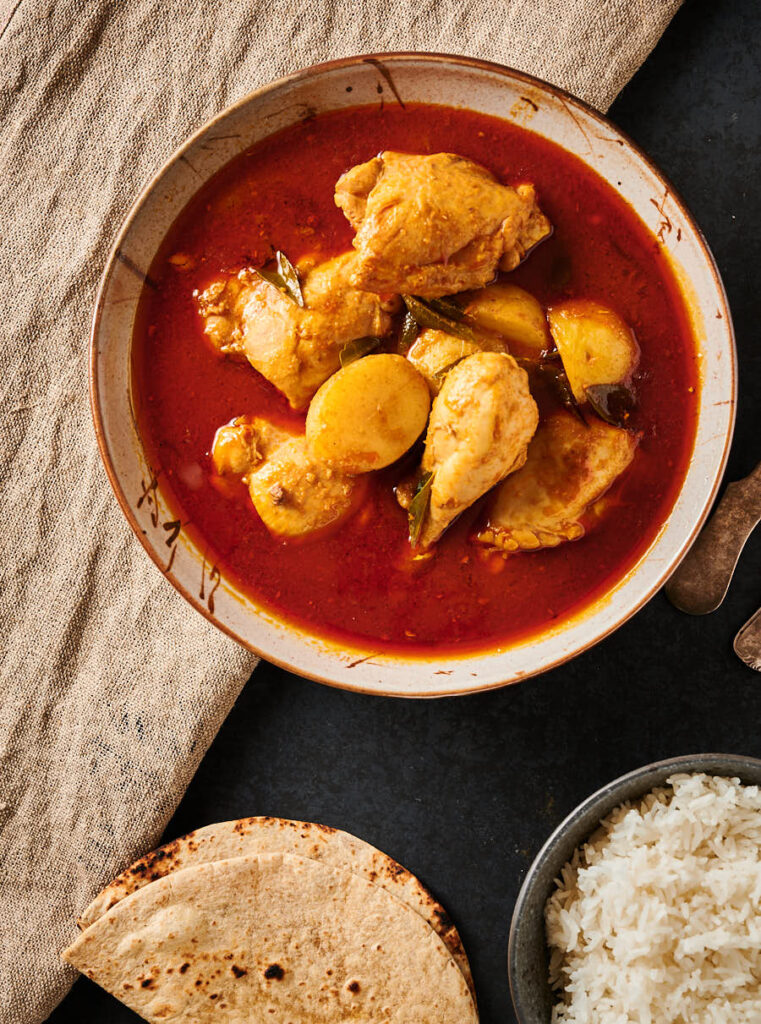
[306,354,431,473]
[464,283,550,357]
[548,299,639,402]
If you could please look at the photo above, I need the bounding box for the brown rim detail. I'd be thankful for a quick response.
[90,52,737,699]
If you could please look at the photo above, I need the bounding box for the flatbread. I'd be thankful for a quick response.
[64,852,478,1024]
[78,816,473,998]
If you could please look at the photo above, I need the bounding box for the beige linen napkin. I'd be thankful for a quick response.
[0,1,681,1021]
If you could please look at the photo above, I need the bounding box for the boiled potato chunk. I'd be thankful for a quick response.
[306,354,431,473]
[464,283,550,357]
[548,299,639,402]
[407,329,492,395]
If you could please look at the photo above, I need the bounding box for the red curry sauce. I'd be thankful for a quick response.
[132,103,698,655]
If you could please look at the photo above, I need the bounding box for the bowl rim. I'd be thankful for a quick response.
[507,751,761,1023]
[89,52,737,696]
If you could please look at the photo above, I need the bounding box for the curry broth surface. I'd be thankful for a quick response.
[132,103,698,654]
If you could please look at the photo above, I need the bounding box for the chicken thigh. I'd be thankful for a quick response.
[335,152,551,298]
[197,253,398,410]
[476,411,637,552]
[401,351,538,548]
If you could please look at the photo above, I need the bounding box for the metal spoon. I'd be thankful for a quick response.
[665,460,761,614]
[735,607,761,671]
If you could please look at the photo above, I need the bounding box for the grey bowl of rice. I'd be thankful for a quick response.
[508,753,761,1024]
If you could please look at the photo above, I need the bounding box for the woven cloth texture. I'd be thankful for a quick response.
[0,1,681,1021]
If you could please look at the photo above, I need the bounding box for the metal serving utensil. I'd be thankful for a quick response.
[665,460,761,615]
[735,607,761,671]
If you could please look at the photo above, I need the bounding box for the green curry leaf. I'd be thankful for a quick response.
[408,470,434,547]
[402,295,476,342]
[339,335,383,367]
[431,355,468,383]
[537,354,586,425]
[400,311,419,351]
[256,250,304,307]
[584,383,636,427]
[426,296,468,322]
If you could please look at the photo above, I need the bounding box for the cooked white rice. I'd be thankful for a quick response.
[545,773,761,1024]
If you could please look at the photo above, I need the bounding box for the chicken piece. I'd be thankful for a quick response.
[401,352,538,548]
[247,438,362,538]
[211,418,289,477]
[211,417,360,538]
[475,411,638,553]
[335,152,551,298]
[197,274,250,358]
[406,328,505,395]
[196,253,398,410]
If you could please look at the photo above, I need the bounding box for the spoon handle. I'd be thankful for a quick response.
[665,461,761,614]
[735,607,761,671]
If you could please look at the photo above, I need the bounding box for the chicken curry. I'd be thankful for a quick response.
[133,104,698,654]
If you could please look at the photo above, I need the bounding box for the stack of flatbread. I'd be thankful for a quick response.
[63,817,478,1022]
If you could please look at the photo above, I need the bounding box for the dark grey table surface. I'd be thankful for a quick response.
[49,2,761,1021]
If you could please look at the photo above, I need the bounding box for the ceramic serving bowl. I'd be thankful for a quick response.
[91,53,735,698]
[508,752,761,1023]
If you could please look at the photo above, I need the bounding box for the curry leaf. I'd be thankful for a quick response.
[275,251,304,306]
[400,311,419,351]
[339,335,383,367]
[537,354,586,425]
[584,383,636,427]
[256,250,304,307]
[426,295,468,322]
[408,471,434,547]
[403,295,475,342]
[432,355,468,383]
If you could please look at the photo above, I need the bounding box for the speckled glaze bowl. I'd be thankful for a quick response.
[508,753,761,1023]
[91,53,736,697]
